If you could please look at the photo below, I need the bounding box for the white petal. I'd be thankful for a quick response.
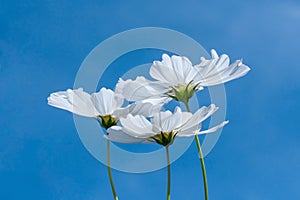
[47,88,98,117]
[91,88,123,116]
[179,104,218,133]
[150,54,181,85]
[195,54,230,79]
[178,124,201,136]
[120,114,155,138]
[115,76,169,101]
[129,101,163,117]
[48,91,73,112]
[113,93,124,109]
[175,112,196,135]
[211,49,219,59]
[113,100,164,118]
[150,54,197,85]
[151,110,173,131]
[129,97,169,117]
[160,107,183,132]
[141,97,171,105]
[151,107,184,132]
[199,61,250,86]
[181,112,193,124]
[111,107,128,118]
[196,121,229,135]
[112,97,169,119]
[171,55,196,83]
[194,49,250,86]
[106,126,147,143]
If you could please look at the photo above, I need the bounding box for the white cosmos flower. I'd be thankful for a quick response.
[48,87,164,128]
[116,49,250,103]
[106,105,228,146]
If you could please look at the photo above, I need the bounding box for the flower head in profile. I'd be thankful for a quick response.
[106,105,228,146]
[116,49,250,104]
[47,87,164,130]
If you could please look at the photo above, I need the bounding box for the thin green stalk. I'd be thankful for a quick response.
[166,146,171,200]
[107,140,118,200]
[195,135,209,200]
[183,101,209,200]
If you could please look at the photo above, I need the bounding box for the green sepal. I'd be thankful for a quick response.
[98,115,118,130]
[151,131,177,146]
[167,81,198,105]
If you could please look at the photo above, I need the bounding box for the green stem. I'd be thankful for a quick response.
[183,101,209,200]
[107,140,118,200]
[195,135,209,200]
[166,146,171,200]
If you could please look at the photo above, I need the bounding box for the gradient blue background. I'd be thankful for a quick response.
[1,0,299,199]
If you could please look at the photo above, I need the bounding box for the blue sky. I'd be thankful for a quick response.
[1,0,300,199]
